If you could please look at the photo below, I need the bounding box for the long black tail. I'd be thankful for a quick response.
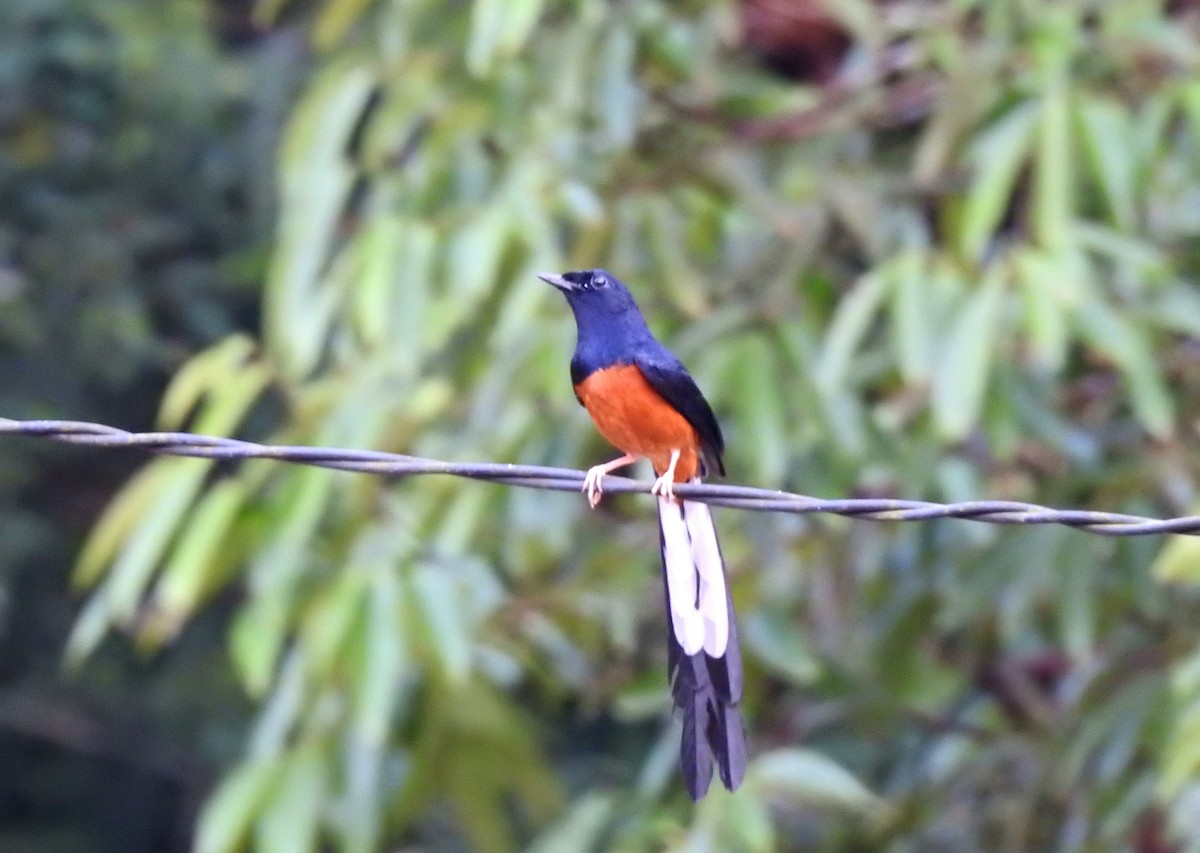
[657,495,747,800]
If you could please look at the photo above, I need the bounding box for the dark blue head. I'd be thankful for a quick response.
[539,268,653,347]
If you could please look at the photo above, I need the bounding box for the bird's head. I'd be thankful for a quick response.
[538,269,640,319]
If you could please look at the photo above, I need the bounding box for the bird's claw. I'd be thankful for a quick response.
[583,465,606,509]
[651,473,676,502]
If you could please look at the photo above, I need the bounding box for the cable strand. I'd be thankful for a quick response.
[5,417,1199,537]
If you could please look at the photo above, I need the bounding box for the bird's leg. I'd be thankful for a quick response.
[651,449,682,503]
[582,453,639,508]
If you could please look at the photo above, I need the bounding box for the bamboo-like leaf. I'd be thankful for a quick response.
[354,567,408,744]
[526,793,615,853]
[641,197,707,316]
[1013,247,1071,371]
[958,103,1037,262]
[1074,297,1174,438]
[265,61,376,377]
[157,335,257,430]
[1177,79,1200,157]
[73,460,176,588]
[887,248,933,383]
[98,458,211,628]
[1158,698,1200,798]
[195,759,281,853]
[352,215,404,351]
[1076,96,1136,229]
[1035,81,1073,250]
[467,0,544,77]
[815,272,888,395]
[723,786,777,853]
[752,749,886,814]
[931,271,1005,441]
[742,611,820,684]
[231,583,292,698]
[302,566,368,679]
[412,563,473,683]
[1153,528,1200,584]
[596,24,640,150]
[312,0,373,50]
[254,744,327,853]
[231,465,335,696]
[390,219,437,373]
[734,336,788,487]
[439,207,507,339]
[144,479,248,644]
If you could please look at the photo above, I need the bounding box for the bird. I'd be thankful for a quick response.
[539,268,747,800]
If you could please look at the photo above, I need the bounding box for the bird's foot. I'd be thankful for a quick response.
[650,472,676,502]
[580,453,639,509]
[582,465,607,509]
[651,449,682,502]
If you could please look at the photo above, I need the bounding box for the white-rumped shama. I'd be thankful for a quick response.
[541,268,746,800]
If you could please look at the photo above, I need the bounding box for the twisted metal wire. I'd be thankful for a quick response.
[4,417,1200,537]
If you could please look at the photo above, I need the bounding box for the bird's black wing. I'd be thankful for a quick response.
[634,349,725,476]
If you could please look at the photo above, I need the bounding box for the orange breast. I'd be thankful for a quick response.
[575,364,701,482]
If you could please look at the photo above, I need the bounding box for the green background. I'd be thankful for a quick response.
[3,0,1200,850]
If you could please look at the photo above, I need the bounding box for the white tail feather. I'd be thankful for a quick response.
[683,494,728,657]
[659,485,729,658]
[658,495,704,654]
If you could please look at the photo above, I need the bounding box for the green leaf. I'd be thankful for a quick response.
[312,0,373,49]
[752,748,886,814]
[352,215,404,351]
[596,25,640,150]
[526,792,615,853]
[389,220,437,373]
[438,208,507,340]
[354,567,408,744]
[1034,82,1073,250]
[157,335,257,429]
[231,584,292,698]
[733,336,788,487]
[741,611,820,684]
[958,103,1037,262]
[255,744,327,853]
[1074,297,1174,438]
[99,459,211,625]
[145,479,248,643]
[1159,698,1200,798]
[231,464,336,695]
[815,272,888,395]
[412,563,473,683]
[467,0,544,77]
[302,567,368,679]
[265,61,376,377]
[1177,79,1200,157]
[1152,528,1200,585]
[1013,247,1073,372]
[195,759,281,853]
[641,197,706,316]
[886,248,933,383]
[250,650,308,759]
[73,461,175,588]
[931,271,1005,441]
[1076,96,1136,229]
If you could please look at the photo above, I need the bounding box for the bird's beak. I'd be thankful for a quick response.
[538,272,575,292]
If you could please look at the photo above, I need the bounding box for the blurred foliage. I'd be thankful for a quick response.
[34,0,1200,850]
[0,0,291,849]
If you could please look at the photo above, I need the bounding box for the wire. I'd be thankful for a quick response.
[4,417,1199,537]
